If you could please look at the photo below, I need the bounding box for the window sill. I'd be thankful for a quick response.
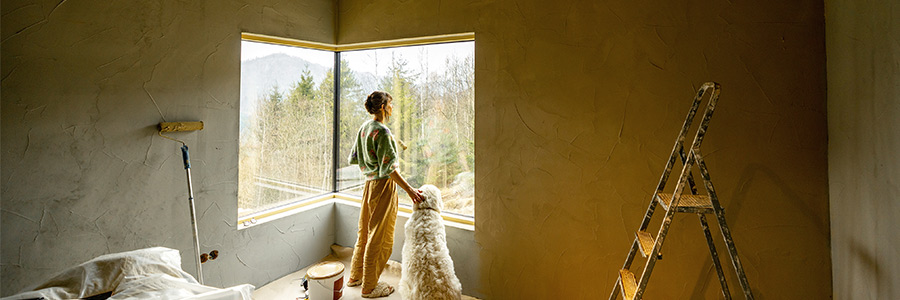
[238,192,475,231]
[332,193,475,231]
[238,193,335,229]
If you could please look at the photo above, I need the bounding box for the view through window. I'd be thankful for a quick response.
[238,41,334,218]
[338,43,475,216]
[239,38,474,219]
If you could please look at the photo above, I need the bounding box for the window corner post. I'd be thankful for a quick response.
[332,51,341,193]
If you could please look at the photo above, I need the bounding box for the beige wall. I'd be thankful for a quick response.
[339,0,830,298]
[1,0,337,295]
[827,0,900,299]
[0,0,833,298]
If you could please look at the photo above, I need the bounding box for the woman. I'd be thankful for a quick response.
[346,91,424,298]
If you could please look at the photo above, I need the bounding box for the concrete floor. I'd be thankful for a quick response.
[253,245,479,300]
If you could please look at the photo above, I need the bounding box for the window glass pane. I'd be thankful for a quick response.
[239,40,335,218]
[339,42,475,216]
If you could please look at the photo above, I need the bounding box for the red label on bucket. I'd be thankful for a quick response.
[334,276,343,300]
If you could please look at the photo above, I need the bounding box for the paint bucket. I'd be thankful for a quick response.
[306,261,344,300]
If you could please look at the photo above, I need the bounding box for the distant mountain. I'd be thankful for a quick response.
[239,53,380,131]
[353,71,379,95]
[240,54,330,127]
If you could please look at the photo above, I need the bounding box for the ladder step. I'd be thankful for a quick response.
[635,231,655,258]
[619,269,637,300]
[656,193,713,213]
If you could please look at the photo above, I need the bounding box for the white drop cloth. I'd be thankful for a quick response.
[2,247,253,300]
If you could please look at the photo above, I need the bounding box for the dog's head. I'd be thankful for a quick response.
[415,184,443,213]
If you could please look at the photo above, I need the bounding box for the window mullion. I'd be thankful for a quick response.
[332,51,341,193]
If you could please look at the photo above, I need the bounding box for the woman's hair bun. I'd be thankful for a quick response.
[365,91,392,114]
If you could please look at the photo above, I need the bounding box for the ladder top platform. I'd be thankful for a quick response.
[655,193,713,213]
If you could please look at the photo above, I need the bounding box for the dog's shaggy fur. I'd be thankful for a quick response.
[399,185,463,300]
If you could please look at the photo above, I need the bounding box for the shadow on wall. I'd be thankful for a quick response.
[848,239,883,299]
[686,163,826,299]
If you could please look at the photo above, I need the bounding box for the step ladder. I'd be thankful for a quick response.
[608,82,754,300]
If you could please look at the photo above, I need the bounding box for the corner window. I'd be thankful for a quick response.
[338,42,475,216]
[239,35,474,221]
[238,41,335,218]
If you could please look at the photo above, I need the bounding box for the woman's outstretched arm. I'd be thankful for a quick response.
[390,170,424,203]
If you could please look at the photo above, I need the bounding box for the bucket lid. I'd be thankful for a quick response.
[307,261,344,279]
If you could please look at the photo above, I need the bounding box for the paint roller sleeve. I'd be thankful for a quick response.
[159,121,204,132]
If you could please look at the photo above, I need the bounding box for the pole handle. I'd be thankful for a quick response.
[181,145,191,169]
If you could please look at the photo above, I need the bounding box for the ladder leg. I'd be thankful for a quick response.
[699,213,731,300]
[685,144,731,298]
[612,189,662,300]
[713,207,754,300]
[608,277,621,300]
[635,251,660,300]
[678,147,700,195]
[695,151,754,300]
[634,148,698,299]
[609,241,640,300]
[634,208,679,300]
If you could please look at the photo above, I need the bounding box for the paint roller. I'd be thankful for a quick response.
[159,121,204,133]
[158,121,205,284]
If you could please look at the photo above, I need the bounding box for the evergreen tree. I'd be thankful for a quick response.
[239,45,475,216]
[380,56,424,186]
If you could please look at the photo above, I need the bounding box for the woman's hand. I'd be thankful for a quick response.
[407,189,424,204]
[390,170,425,204]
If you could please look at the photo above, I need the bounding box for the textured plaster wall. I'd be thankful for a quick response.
[334,201,481,298]
[339,0,830,299]
[0,0,833,298]
[1,0,337,295]
[826,0,900,299]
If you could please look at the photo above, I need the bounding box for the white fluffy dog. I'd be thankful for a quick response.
[399,185,463,300]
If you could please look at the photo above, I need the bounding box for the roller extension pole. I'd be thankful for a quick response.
[182,144,204,284]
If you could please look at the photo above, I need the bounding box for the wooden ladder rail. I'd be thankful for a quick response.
[609,82,755,300]
[695,147,754,299]
[607,83,712,300]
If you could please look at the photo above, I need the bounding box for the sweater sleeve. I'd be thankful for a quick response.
[348,128,360,165]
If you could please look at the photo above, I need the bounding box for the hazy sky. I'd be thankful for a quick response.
[240,40,474,79]
[241,40,334,66]
[239,40,474,131]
